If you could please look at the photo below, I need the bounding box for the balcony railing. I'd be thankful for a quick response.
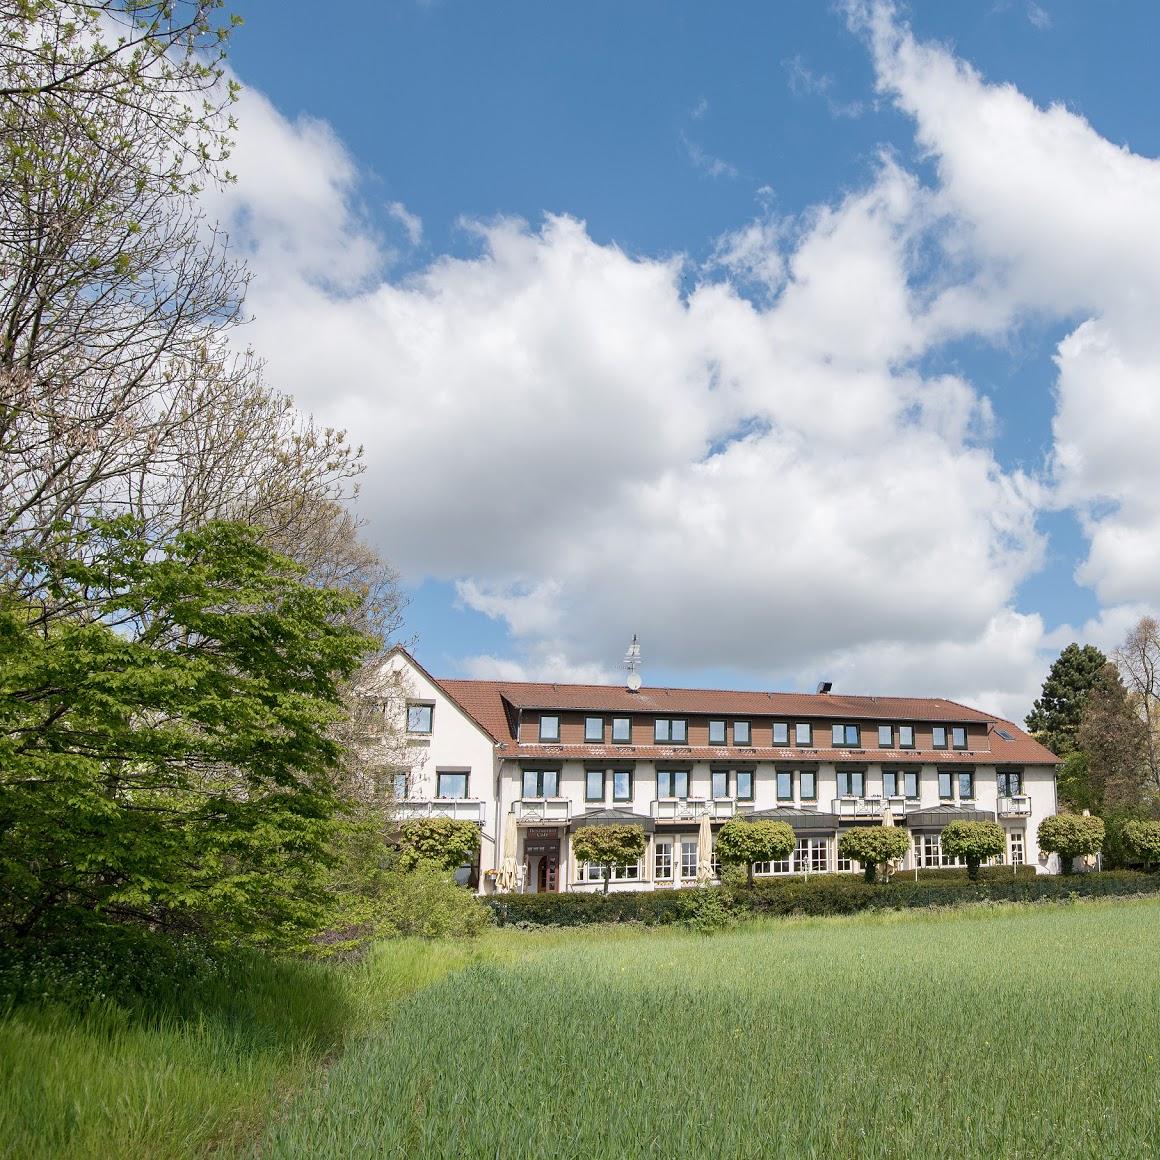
[396,799,485,823]
[997,794,1032,818]
[512,798,572,823]
[832,795,890,819]
[652,798,738,821]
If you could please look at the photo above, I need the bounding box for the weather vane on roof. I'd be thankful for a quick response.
[624,634,642,692]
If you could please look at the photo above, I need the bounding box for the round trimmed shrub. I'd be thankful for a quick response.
[940,820,1006,881]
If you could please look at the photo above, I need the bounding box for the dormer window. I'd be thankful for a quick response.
[733,721,751,745]
[832,724,860,747]
[952,726,968,750]
[584,716,604,743]
[539,715,560,742]
[709,719,727,745]
[878,725,893,747]
[795,723,812,745]
[655,718,688,744]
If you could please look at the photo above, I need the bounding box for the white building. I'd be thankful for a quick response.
[383,647,1060,892]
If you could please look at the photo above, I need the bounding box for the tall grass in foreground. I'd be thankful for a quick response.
[265,899,1160,1160]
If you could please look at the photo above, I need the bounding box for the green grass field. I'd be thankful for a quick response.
[264,900,1160,1160]
[5,900,1160,1158]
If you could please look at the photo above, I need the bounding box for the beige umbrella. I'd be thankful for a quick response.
[495,809,520,893]
[881,801,898,882]
[696,810,715,883]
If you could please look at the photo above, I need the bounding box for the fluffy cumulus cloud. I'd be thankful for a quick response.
[206,1,1160,715]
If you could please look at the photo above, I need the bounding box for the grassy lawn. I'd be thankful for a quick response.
[263,900,1160,1160]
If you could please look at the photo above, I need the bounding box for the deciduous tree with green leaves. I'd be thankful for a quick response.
[0,517,370,948]
[714,818,796,887]
[1121,820,1160,872]
[1037,814,1105,876]
[570,824,646,894]
[837,826,910,884]
[939,820,1007,881]
[397,817,482,873]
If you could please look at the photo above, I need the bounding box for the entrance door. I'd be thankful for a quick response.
[537,855,558,892]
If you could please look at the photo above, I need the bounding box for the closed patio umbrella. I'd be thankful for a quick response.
[696,810,714,882]
[495,809,520,893]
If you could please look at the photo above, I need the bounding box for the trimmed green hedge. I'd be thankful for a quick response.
[486,870,1160,928]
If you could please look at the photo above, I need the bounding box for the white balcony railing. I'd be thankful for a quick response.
[651,798,737,821]
[396,799,485,823]
[997,794,1032,817]
[832,796,888,819]
[512,798,572,823]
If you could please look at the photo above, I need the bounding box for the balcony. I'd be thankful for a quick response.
[512,798,572,824]
[652,798,738,822]
[396,799,486,824]
[832,796,889,819]
[997,794,1032,818]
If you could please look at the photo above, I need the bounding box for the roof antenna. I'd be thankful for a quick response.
[816,680,833,694]
[624,634,642,692]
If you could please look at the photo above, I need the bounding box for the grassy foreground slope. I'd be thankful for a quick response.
[266,900,1160,1160]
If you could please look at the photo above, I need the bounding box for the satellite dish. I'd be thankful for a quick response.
[626,671,642,692]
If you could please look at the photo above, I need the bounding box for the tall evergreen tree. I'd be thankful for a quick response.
[1026,643,1109,757]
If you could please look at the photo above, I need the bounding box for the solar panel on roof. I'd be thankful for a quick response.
[996,728,1014,741]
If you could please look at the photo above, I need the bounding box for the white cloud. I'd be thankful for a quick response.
[387,200,423,247]
[208,2,1160,717]
[784,53,865,119]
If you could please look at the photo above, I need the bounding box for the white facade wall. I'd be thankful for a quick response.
[494,757,1058,892]
[384,653,500,877]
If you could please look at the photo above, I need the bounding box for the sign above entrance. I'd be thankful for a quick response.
[527,826,559,840]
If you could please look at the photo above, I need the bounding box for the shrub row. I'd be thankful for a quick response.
[486,870,1160,928]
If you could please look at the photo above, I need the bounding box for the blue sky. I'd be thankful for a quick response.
[210,1,1160,718]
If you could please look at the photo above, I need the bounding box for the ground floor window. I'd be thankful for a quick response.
[914,833,963,868]
[836,851,858,872]
[655,840,673,880]
[794,837,828,872]
[580,862,641,882]
[680,841,699,880]
[753,853,792,876]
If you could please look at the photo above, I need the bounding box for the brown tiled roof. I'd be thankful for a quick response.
[434,675,1059,764]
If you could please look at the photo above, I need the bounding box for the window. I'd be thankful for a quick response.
[585,769,605,801]
[392,770,408,800]
[996,727,1015,741]
[882,770,899,798]
[832,723,860,747]
[612,717,632,743]
[921,834,941,868]
[709,719,727,745]
[581,862,640,882]
[754,853,792,876]
[733,721,751,746]
[799,770,817,801]
[836,849,857,873]
[711,770,730,799]
[680,841,699,880]
[794,838,828,873]
[952,726,968,750]
[655,840,673,880]
[407,703,433,734]
[539,715,560,742]
[837,770,865,797]
[654,718,688,744]
[904,771,919,799]
[795,723,812,745]
[899,725,915,749]
[878,724,893,748]
[777,770,794,801]
[773,722,789,745]
[584,717,604,743]
[521,769,558,798]
[1009,830,1025,867]
[957,771,974,800]
[997,770,1023,797]
[437,771,468,799]
[938,771,954,799]
[736,770,754,801]
[612,769,632,802]
[932,726,948,749]
[657,769,689,799]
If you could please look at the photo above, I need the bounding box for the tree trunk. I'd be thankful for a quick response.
[966,857,981,882]
[603,866,610,894]
[1059,852,1074,875]
[863,862,877,884]
[747,863,754,888]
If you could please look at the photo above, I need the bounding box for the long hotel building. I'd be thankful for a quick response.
[384,647,1060,892]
